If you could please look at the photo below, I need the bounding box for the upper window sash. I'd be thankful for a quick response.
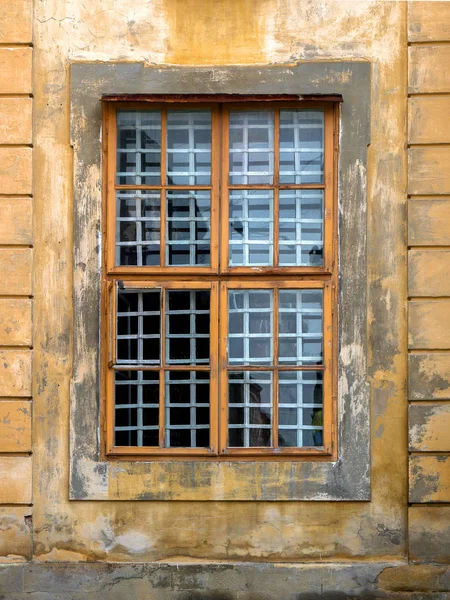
[104,102,336,276]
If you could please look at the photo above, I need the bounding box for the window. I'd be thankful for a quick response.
[103,98,337,458]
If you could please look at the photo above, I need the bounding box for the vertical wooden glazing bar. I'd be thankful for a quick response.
[107,105,118,271]
[110,281,116,366]
[220,109,230,273]
[322,281,333,453]
[218,282,229,453]
[272,287,279,448]
[210,107,220,273]
[160,109,167,268]
[209,282,219,452]
[323,106,334,273]
[159,286,166,447]
[273,109,280,268]
[106,367,115,452]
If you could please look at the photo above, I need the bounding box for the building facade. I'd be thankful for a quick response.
[0,1,449,597]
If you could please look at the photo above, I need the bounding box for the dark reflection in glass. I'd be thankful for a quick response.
[114,370,159,447]
[116,110,161,185]
[116,290,160,364]
[228,371,272,447]
[116,190,160,266]
[166,190,210,266]
[166,291,210,365]
[165,371,209,448]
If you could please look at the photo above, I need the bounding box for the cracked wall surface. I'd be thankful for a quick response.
[0,0,448,597]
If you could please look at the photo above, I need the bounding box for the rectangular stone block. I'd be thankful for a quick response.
[410,455,450,503]
[0,48,32,94]
[0,98,32,145]
[0,148,32,196]
[409,300,450,349]
[0,507,31,561]
[0,0,32,44]
[409,353,450,400]
[0,248,32,296]
[0,350,31,397]
[0,401,31,452]
[409,96,450,144]
[409,506,450,564]
[0,198,32,245]
[409,1,450,42]
[409,45,450,93]
[409,249,450,297]
[0,299,31,346]
[409,403,450,452]
[409,147,450,195]
[409,197,450,246]
[0,456,31,504]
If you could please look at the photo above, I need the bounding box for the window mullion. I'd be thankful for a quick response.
[273,288,279,449]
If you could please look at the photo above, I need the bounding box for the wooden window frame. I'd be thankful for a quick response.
[102,98,338,460]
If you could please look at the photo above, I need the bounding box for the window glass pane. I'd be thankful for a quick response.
[229,111,274,184]
[116,290,160,364]
[228,371,272,447]
[116,110,161,185]
[278,289,323,365]
[116,190,160,266]
[166,190,210,266]
[279,190,324,267]
[114,370,159,447]
[228,290,273,365]
[166,290,210,365]
[167,110,211,185]
[279,110,324,184]
[165,371,210,448]
[229,190,273,266]
[278,370,323,447]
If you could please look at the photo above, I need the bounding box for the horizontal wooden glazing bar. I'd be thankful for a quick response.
[226,365,325,371]
[115,185,213,191]
[106,273,334,282]
[112,365,212,371]
[227,184,325,190]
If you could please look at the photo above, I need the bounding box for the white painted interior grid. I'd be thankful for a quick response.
[278,190,324,266]
[279,110,324,183]
[229,111,274,184]
[166,111,211,185]
[228,290,273,364]
[278,289,323,364]
[278,371,323,447]
[228,190,274,266]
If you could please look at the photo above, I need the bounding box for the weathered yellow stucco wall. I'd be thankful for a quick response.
[1,0,448,589]
[27,0,408,563]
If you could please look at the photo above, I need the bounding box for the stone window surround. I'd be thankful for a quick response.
[70,62,370,501]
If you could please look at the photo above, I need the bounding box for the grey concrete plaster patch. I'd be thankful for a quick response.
[0,562,401,598]
[70,62,371,501]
